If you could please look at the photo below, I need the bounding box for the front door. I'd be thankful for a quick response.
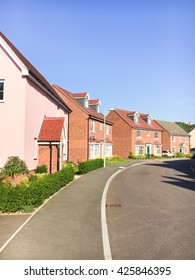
[146,144,151,155]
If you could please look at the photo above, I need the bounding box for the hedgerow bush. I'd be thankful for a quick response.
[35,164,48,174]
[78,158,104,174]
[0,167,74,213]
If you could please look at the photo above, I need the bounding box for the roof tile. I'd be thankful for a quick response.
[38,117,65,142]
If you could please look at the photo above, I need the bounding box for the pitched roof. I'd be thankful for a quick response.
[186,124,195,133]
[72,92,89,98]
[110,108,162,131]
[38,117,65,142]
[89,99,100,105]
[0,32,71,113]
[52,84,113,125]
[155,120,190,136]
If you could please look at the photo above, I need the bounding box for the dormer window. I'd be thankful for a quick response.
[73,92,89,108]
[0,80,5,102]
[147,115,153,125]
[89,99,101,113]
[134,114,139,124]
[128,112,139,123]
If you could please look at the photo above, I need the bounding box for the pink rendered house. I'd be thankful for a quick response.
[0,32,71,173]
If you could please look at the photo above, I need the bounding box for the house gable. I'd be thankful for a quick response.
[0,32,71,113]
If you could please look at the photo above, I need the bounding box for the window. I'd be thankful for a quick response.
[105,144,112,157]
[185,147,189,154]
[154,146,161,155]
[106,125,109,135]
[33,138,38,159]
[134,115,138,123]
[90,143,100,159]
[154,131,159,139]
[135,145,145,155]
[90,120,95,132]
[148,117,152,125]
[185,137,189,142]
[172,146,176,153]
[172,135,176,142]
[0,80,4,101]
[146,131,150,137]
[137,130,142,138]
[100,123,103,131]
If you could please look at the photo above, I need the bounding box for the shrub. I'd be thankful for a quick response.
[35,165,48,174]
[129,152,147,159]
[0,166,74,213]
[2,156,29,185]
[78,159,104,174]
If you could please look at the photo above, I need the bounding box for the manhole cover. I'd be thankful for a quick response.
[106,203,121,208]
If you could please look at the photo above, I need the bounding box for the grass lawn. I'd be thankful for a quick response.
[106,156,131,165]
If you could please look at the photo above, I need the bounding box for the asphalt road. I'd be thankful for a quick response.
[107,159,195,259]
[0,159,194,260]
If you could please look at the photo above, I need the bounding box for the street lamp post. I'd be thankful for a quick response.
[103,110,106,168]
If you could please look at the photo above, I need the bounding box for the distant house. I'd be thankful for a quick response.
[52,84,113,164]
[155,120,190,154]
[0,32,71,172]
[186,124,195,153]
[106,108,163,157]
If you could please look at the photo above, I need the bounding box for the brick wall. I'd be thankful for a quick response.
[132,129,162,154]
[38,145,58,173]
[107,110,131,158]
[107,110,164,157]
[170,135,190,153]
[56,94,89,164]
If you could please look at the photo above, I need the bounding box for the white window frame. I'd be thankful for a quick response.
[33,137,38,159]
[172,146,176,153]
[146,131,150,137]
[172,135,176,142]
[90,120,95,132]
[154,145,162,155]
[134,114,139,124]
[106,124,109,136]
[154,131,159,139]
[135,145,145,155]
[147,117,152,125]
[185,137,189,142]
[90,143,100,159]
[137,130,142,138]
[105,144,112,157]
[0,80,5,102]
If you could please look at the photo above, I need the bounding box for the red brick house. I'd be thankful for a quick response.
[155,120,190,154]
[106,108,163,158]
[52,84,113,164]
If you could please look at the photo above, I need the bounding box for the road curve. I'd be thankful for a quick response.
[106,159,195,260]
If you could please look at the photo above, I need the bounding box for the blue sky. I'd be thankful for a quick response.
[1,0,195,123]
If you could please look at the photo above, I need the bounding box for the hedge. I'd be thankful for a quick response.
[78,158,104,174]
[0,167,74,213]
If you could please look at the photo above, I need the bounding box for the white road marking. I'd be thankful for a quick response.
[101,162,146,260]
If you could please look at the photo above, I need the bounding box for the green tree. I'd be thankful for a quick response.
[3,156,29,185]
[175,122,190,131]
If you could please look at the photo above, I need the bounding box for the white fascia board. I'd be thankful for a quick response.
[0,37,29,76]
[38,141,61,145]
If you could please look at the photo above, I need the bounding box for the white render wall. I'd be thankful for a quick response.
[0,45,26,167]
[0,44,69,170]
[24,78,69,170]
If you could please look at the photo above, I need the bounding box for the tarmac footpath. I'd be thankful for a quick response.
[0,161,138,260]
